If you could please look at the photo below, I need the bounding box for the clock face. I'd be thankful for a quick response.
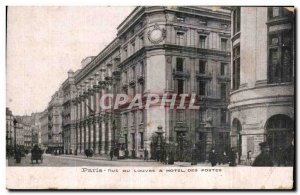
[150,29,162,42]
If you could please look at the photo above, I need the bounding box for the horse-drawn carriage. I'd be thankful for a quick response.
[31,145,44,164]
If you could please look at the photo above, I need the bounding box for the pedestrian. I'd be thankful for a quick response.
[252,142,274,167]
[209,148,217,167]
[125,149,129,159]
[228,148,237,166]
[247,150,253,166]
[110,150,114,161]
[14,147,22,164]
[144,148,149,161]
[132,149,136,159]
[191,147,197,165]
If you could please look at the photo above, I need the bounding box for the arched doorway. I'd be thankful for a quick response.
[266,114,294,166]
[231,118,242,163]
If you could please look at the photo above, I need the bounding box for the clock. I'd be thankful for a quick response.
[148,23,166,44]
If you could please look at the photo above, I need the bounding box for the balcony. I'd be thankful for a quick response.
[129,77,136,87]
[172,69,190,79]
[217,74,230,82]
[98,80,107,88]
[195,71,212,80]
[137,74,144,83]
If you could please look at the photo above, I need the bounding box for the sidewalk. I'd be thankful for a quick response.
[51,154,229,166]
[53,153,158,163]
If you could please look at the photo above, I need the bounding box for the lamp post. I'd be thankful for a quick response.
[13,118,18,153]
[155,126,164,161]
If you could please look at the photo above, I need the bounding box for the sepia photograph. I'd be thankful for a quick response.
[5,5,295,190]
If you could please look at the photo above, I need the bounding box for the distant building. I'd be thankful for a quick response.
[46,89,64,153]
[40,109,49,148]
[23,123,32,149]
[6,107,14,148]
[229,7,295,164]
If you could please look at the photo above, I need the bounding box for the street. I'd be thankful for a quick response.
[7,153,227,167]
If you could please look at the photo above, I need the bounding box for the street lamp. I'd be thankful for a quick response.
[155,126,164,161]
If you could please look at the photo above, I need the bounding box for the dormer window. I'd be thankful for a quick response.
[199,35,206,48]
[177,16,185,23]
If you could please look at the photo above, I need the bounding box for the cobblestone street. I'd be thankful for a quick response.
[7,153,230,167]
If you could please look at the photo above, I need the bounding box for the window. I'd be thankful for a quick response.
[233,7,241,34]
[232,45,240,90]
[139,60,144,76]
[131,41,135,53]
[124,46,128,58]
[199,80,206,96]
[131,133,135,149]
[177,80,184,94]
[131,66,136,80]
[176,32,185,46]
[139,82,144,94]
[268,7,293,19]
[272,7,280,17]
[131,112,135,126]
[221,108,227,124]
[220,63,227,76]
[268,30,293,83]
[139,132,144,149]
[199,60,206,74]
[221,38,228,51]
[220,83,227,100]
[176,110,185,122]
[199,132,206,141]
[140,110,144,124]
[176,58,184,71]
[177,16,185,23]
[199,35,206,48]
[199,108,206,122]
[140,35,144,48]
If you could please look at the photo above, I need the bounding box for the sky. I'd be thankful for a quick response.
[6,6,134,115]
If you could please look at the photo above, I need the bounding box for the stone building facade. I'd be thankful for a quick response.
[117,6,231,159]
[46,89,64,152]
[6,108,14,148]
[229,7,295,164]
[40,109,49,148]
[61,70,77,154]
[57,6,232,160]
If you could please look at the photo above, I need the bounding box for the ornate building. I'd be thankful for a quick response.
[117,6,231,159]
[61,70,77,154]
[46,89,64,153]
[40,109,49,148]
[63,6,231,160]
[229,7,295,165]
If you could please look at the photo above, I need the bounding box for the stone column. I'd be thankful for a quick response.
[80,122,84,153]
[100,119,105,154]
[107,117,112,153]
[90,118,94,150]
[95,116,100,154]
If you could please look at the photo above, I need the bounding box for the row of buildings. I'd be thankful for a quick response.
[6,108,41,151]
[39,6,294,164]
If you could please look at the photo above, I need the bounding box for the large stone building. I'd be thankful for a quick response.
[61,70,77,154]
[56,6,231,161]
[44,89,64,153]
[40,109,49,148]
[229,7,295,165]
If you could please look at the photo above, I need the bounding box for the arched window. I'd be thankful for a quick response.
[266,114,294,166]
